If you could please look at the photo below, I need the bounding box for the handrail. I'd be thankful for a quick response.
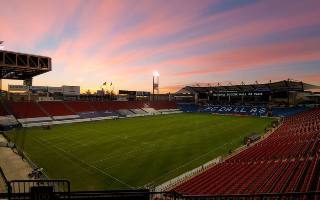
[0,167,10,193]
[0,167,8,185]
[182,191,320,198]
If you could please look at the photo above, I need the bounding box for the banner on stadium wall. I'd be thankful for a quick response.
[8,85,29,91]
[136,91,151,96]
[203,105,267,116]
[8,85,79,95]
[29,86,48,93]
[212,92,265,97]
[48,87,63,93]
[62,86,80,96]
[8,85,48,93]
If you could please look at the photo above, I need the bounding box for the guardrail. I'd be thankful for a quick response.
[182,191,320,199]
[0,167,9,193]
[0,183,319,200]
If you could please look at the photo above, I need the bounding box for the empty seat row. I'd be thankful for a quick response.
[2,101,178,119]
[174,108,320,195]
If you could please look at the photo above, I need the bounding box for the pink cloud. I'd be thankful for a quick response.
[1,0,320,93]
[164,37,320,78]
[0,0,79,49]
[75,0,320,75]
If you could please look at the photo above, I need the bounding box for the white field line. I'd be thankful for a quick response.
[141,142,229,188]
[78,126,158,148]
[25,115,270,189]
[142,134,246,189]
[34,137,135,189]
[93,141,212,171]
[91,146,146,165]
[30,138,93,175]
[40,121,243,179]
[153,123,281,191]
[38,136,90,151]
[64,126,159,164]
[36,114,243,155]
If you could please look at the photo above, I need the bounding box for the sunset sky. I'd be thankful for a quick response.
[1,0,320,93]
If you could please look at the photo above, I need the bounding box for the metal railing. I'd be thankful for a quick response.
[182,191,320,200]
[4,179,70,200]
[0,167,9,193]
[0,185,319,200]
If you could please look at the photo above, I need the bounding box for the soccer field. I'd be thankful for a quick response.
[8,113,273,191]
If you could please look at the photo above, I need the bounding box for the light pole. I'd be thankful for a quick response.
[152,71,159,101]
[0,41,4,50]
[0,41,3,93]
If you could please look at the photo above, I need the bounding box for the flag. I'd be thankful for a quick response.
[103,82,107,86]
[110,82,112,86]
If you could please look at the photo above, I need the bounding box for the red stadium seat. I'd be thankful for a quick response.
[38,101,76,116]
[8,101,48,119]
[173,108,320,195]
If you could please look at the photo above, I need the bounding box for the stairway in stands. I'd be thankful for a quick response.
[35,101,52,118]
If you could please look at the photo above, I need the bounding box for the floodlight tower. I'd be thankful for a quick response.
[0,41,4,50]
[0,41,3,92]
[152,71,160,101]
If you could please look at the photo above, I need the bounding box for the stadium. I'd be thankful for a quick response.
[0,47,319,200]
[1,1,320,199]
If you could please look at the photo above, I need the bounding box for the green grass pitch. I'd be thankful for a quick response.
[7,113,273,191]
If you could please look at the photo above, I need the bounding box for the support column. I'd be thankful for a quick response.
[23,78,33,86]
[23,78,32,101]
[195,93,198,104]
[7,83,10,101]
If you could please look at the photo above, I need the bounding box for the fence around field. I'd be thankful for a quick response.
[1,132,50,181]
[0,185,319,200]
[0,179,320,199]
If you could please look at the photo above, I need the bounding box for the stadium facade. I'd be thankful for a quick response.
[175,80,320,106]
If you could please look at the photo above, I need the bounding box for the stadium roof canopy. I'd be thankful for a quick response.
[176,80,319,94]
[0,50,51,80]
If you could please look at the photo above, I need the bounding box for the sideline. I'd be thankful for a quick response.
[34,137,135,189]
[0,134,33,191]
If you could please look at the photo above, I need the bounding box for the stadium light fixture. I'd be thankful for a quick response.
[152,71,160,101]
[153,71,160,77]
[0,41,4,50]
